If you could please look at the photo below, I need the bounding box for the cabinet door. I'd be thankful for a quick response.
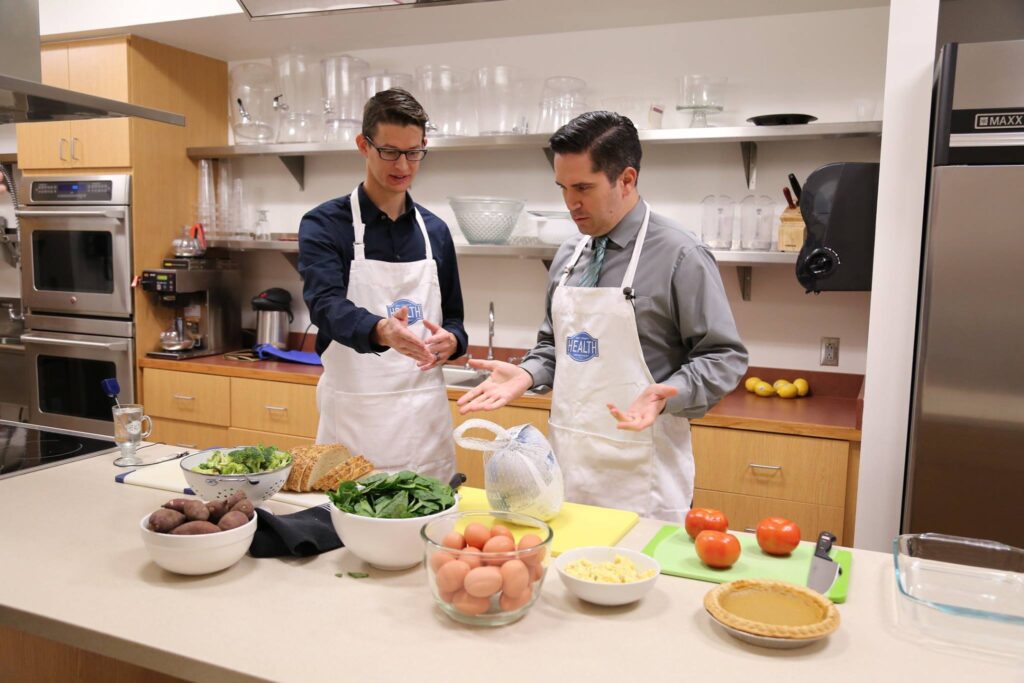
[150,417,230,451]
[40,45,70,88]
[691,489,846,545]
[69,119,131,168]
[227,427,314,451]
[66,38,130,101]
[15,121,71,170]
[448,401,550,488]
[144,368,232,426]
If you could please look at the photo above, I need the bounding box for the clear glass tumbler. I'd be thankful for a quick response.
[700,195,736,250]
[112,404,153,466]
[740,195,776,251]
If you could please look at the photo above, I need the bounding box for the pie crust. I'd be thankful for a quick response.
[704,579,840,640]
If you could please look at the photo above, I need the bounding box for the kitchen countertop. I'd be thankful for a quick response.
[0,446,1017,682]
[138,357,862,440]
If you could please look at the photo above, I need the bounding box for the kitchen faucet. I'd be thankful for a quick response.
[487,301,495,361]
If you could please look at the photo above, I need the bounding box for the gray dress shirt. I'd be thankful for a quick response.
[518,198,749,418]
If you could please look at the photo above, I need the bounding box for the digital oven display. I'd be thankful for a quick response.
[31,180,114,202]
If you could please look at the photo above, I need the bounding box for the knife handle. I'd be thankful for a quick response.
[814,531,836,559]
[788,173,803,203]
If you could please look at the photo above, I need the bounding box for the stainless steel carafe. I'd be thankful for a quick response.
[255,309,290,350]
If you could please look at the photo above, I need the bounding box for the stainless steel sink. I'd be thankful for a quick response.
[442,365,489,389]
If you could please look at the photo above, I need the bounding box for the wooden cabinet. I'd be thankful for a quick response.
[448,400,550,488]
[691,425,858,544]
[143,369,318,451]
[16,39,132,170]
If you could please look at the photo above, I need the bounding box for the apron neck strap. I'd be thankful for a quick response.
[349,187,432,261]
[557,201,652,294]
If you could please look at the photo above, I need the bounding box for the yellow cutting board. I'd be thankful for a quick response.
[456,487,639,557]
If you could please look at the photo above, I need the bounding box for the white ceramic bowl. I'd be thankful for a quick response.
[139,509,257,575]
[554,546,660,606]
[529,210,578,245]
[329,496,459,571]
[180,447,292,504]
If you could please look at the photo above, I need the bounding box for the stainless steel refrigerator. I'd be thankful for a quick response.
[903,39,1024,547]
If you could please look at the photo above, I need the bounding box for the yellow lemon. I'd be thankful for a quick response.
[754,381,776,397]
[744,376,762,392]
[772,379,791,390]
[777,383,798,399]
[793,378,810,397]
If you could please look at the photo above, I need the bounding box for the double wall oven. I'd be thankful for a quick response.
[16,175,134,435]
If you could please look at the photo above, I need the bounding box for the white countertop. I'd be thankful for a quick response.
[0,444,1020,683]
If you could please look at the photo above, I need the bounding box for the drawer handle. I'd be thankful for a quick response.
[744,527,756,533]
[172,394,195,401]
[264,405,288,412]
[748,463,782,472]
[175,443,197,448]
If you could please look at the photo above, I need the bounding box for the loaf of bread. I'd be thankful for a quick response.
[282,444,374,493]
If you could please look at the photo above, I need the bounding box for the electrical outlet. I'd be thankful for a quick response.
[820,337,840,366]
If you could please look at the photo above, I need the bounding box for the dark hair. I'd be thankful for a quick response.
[361,88,429,139]
[548,111,642,184]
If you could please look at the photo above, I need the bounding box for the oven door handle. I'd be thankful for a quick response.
[15,208,127,220]
[21,333,130,351]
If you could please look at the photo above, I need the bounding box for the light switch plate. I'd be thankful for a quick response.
[820,337,840,366]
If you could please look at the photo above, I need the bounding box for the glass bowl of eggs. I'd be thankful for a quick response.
[421,510,553,626]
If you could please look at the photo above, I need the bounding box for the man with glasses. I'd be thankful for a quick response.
[299,88,466,480]
[457,111,747,522]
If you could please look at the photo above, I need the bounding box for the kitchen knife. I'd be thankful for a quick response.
[788,173,802,205]
[807,531,841,594]
[783,187,796,209]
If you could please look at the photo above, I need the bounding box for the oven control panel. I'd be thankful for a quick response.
[30,180,113,202]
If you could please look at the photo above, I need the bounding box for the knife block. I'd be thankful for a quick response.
[778,206,806,252]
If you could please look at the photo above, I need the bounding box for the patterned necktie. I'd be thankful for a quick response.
[578,236,608,287]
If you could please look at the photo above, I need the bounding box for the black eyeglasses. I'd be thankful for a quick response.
[365,137,428,162]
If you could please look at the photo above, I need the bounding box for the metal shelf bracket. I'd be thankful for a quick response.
[740,141,757,190]
[279,156,305,190]
[737,265,753,301]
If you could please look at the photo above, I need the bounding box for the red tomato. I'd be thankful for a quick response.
[756,517,802,556]
[695,530,741,569]
[684,507,729,539]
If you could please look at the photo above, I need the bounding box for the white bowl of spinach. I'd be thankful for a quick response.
[327,471,458,570]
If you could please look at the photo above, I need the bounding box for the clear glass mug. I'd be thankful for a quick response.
[112,404,153,466]
[740,195,775,251]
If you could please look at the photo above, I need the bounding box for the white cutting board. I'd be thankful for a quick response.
[116,450,330,509]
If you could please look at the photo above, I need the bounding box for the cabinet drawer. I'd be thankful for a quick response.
[144,369,231,426]
[692,426,848,507]
[227,427,314,451]
[150,417,229,451]
[230,378,318,437]
[691,489,845,545]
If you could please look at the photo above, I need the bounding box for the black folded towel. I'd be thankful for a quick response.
[250,506,343,558]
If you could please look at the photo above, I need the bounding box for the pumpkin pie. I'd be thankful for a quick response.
[704,579,840,640]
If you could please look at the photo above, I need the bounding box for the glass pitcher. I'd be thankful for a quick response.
[700,195,736,250]
[230,62,278,144]
[740,195,776,251]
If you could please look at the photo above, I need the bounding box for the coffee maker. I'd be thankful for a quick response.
[140,265,241,359]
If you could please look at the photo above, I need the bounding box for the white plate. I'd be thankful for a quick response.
[707,610,829,649]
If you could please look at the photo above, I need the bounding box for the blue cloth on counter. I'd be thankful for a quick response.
[254,344,323,366]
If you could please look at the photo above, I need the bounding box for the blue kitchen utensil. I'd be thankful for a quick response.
[101,378,122,407]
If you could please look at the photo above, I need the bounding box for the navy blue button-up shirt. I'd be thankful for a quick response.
[298,184,468,358]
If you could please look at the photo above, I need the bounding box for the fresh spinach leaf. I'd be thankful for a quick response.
[325,470,456,519]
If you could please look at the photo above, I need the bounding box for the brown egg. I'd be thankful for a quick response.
[460,546,483,569]
[499,559,530,599]
[482,535,516,565]
[452,589,491,616]
[464,523,491,550]
[441,531,465,550]
[499,585,533,612]
[430,549,457,572]
[528,561,545,583]
[435,559,471,593]
[517,534,545,566]
[490,524,514,539]
[464,566,503,598]
[438,589,457,603]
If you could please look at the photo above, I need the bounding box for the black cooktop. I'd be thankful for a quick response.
[0,421,117,478]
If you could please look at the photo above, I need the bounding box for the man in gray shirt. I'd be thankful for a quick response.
[458,111,747,521]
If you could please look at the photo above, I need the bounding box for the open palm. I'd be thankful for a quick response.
[456,359,533,414]
[608,384,679,431]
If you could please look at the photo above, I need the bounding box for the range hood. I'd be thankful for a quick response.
[0,0,184,126]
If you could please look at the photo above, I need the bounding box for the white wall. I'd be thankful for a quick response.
[38,0,240,36]
[228,6,886,374]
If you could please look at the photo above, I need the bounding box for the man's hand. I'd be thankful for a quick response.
[417,320,457,371]
[607,384,680,431]
[371,306,432,364]
[456,359,533,413]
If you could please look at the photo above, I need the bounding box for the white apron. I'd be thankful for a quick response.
[548,203,694,522]
[315,188,455,481]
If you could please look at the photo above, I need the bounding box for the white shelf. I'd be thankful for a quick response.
[713,250,797,264]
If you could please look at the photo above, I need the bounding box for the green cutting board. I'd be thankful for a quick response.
[641,525,852,603]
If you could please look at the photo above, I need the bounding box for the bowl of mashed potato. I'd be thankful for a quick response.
[554,546,660,606]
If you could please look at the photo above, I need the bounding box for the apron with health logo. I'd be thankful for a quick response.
[315,188,455,481]
[548,203,693,522]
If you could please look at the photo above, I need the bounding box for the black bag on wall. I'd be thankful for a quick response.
[795,162,880,293]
